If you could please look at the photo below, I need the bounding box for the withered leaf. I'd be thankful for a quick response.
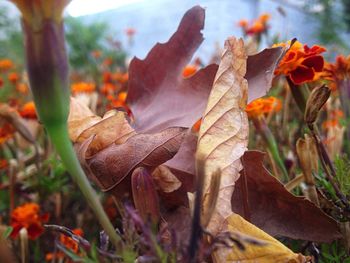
[196,37,249,234]
[221,214,310,263]
[232,150,341,242]
[127,6,218,133]
[80,127,187,192]
[246,47,285,103]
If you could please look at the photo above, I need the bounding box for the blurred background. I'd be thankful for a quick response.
[1,0,349,65]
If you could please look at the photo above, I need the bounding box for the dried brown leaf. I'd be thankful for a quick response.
[232,150,341,242]
[79,127,187,192]
[196,37,249,233]
[127,6,218,133]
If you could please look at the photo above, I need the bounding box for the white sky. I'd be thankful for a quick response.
[67,0,145,17]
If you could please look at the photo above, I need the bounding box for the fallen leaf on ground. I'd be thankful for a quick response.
[220,214,311,263]
[232,150,341,242]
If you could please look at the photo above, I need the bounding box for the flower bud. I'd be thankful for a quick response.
[305,85,331,125]
[11,0,71,128]
[131,167,160,225]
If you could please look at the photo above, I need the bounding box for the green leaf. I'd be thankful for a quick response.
[2,226,13,239]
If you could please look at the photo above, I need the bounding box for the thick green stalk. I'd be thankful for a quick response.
[46,123,121,249]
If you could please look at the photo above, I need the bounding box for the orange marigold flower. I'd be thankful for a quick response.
[191,118,202,133]
[0,123,15,145]
[182,65,198,78]
[10,203,49,240]
[245,97,282,118]
[238,19,249,28]
[71,82,95,95]
[238,14,270,36]
[102,58,113,67]
[91,50,102,59]
[16,83,29,94]
[125,27,136,37]
[0,59,14,71]
[45,228,83,262]
[259,13,271,23]
[322,55,350,89]
[275,41,326,85]
[103,71,113,83]
[19,101,37,119]
[118,91,127,102]
[8,72,19,84]
[101,83,118,95]
[112,72,128,84]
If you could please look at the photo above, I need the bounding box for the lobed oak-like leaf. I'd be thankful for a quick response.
[232,151,341,242]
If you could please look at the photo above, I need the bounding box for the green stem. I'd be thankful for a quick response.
[46,123,121,250]
[254,117,289,181]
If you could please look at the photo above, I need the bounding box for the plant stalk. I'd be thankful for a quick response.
[46,123,121,250]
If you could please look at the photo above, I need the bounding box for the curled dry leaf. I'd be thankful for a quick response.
[68,97,187,195]
[221,214,311,263]
[79,127,187,192]
[152,165,182,193]
[196,37,249,234]
[232,151,341,242]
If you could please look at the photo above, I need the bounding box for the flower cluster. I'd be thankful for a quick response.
[45,229,83,262]
[245,96,282,119]
[10,203,49,240]
[238,13,270,36]
[274,41,326,85]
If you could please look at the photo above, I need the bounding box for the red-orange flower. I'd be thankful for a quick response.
[71,82,95,95]
[0,123,14,145]
[0,59,14,71]
[125,27,136,37]
[19,101,37,119]
[103,71,113,83]
[182,65,198,78]
[322,109,344,130]
[10,203,49,240]
[274,41,326,85]
[245,96,282,118]
[91,50,102,59]
[0,77,3,88]
[16,83,29,94]
[112,72,128,84]
[45,228,83,262]
[238,13,270,36]
[8,72,19,84]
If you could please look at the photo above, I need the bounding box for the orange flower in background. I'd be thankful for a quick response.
[112,72,128,84]
[183,65,198,78]
[322,55,350,90]
[106,91,130,113]
[71,82,96,95]
[246,97,282,118]
[91,50,102,59]
[8,72,19,84]
[322,109,344,130]
[45,228,83,262]
[101,83,118,95]
[10,203,49,240]
[19,101,37,119]
[0,59,14,71]
[102,57,113,67]
[103,71,113,83]
[274,40,326,85]
[16,83,29,94]
[0,123,14,145]
[125,27,136,37]
[238,13,270,36]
